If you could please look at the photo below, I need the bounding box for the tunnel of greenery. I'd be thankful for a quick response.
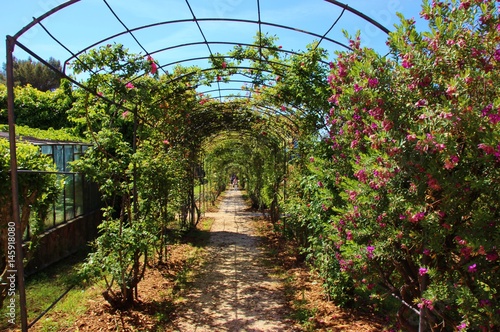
[2,1,500,331]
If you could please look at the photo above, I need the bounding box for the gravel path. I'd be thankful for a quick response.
[168,188,296,332]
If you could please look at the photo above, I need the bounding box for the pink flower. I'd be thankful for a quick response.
[479,299,491,307]
[434,143,446,151]
[346,231,353,240]
[147,55,158,74]
[427,176,441,190]
[402,59,412,68]
[150,62,158,74]
[494,49,500,62]
[418,299,434,311]
[406,134,417,141]
[281,105,286,111]
[446,85,456,96]
[367,77,379,88]
[458,1,471,10]
[366,246,375,259]
[461,247,473,259]
[444,159,455,170]
[338,63,347,77]
[121,111,130,119]
[163,139,170,145]
[419,267,428,276]
[468,264,477,273]
[221,61,227,69]
[410,212,425,223]
[486,251,498,262]
[354,84,363,92]
[354,169,367,183]
[382,119,393,131]
[457,323,467,331]
[309,157,315,162]
[415,99,428,107]
[125,82,135,89]
[482,104,493,116]
[478,143,495,155]
[317,181,323,188]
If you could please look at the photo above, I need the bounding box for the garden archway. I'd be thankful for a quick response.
[5,1,391,330]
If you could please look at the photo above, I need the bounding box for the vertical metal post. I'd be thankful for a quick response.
[419,238,430,332]
[6,35,28,332]
[132,106,138,218]
[282,138,287,236]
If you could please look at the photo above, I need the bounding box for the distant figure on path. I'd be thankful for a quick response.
[231,174,238,189]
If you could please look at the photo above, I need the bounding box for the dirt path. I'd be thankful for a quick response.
[167,188,297,332]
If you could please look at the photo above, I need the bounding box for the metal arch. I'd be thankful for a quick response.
[156,56,291,76]
[200,128,289,154]
[183,0,223,101]
[192,95,300,133]
[11,0,80,40]
[61,17,351,71]
[197,88,318,131]
[151,41,309,63]
[324,0,391,34]
[9,0,392,78]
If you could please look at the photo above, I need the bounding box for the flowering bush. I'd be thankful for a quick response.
[324,0,500,330]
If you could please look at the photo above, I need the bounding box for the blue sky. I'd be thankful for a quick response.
[1,0,426,95]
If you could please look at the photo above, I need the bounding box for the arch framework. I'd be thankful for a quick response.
[4,1,390,329]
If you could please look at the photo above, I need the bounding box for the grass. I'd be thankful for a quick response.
[0,250,92,331]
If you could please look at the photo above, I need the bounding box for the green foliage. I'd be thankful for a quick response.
[0,124,85,143]
[0,138,61,307]
[0,80,74,129]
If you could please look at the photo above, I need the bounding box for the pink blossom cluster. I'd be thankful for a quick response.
[418,298,434,311]
[481,104,500,124]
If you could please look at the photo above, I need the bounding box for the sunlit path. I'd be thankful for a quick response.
[166,189,296,332]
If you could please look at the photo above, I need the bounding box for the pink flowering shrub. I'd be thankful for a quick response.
[324,0,500,330]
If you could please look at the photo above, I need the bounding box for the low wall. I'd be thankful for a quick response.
[25,210,102,275]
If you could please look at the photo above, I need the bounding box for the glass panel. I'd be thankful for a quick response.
[44,203,56,231]
[75,173,84,216]
[40,145,53,156]
[55,174,66,224]
[65,174,75,221]
[74,145,82,159]
[54,145,64,172]
[64,145,73,172]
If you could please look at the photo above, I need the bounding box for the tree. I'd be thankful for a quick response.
[1,57,62,91]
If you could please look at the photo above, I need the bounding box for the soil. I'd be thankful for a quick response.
[34,189,385,331]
